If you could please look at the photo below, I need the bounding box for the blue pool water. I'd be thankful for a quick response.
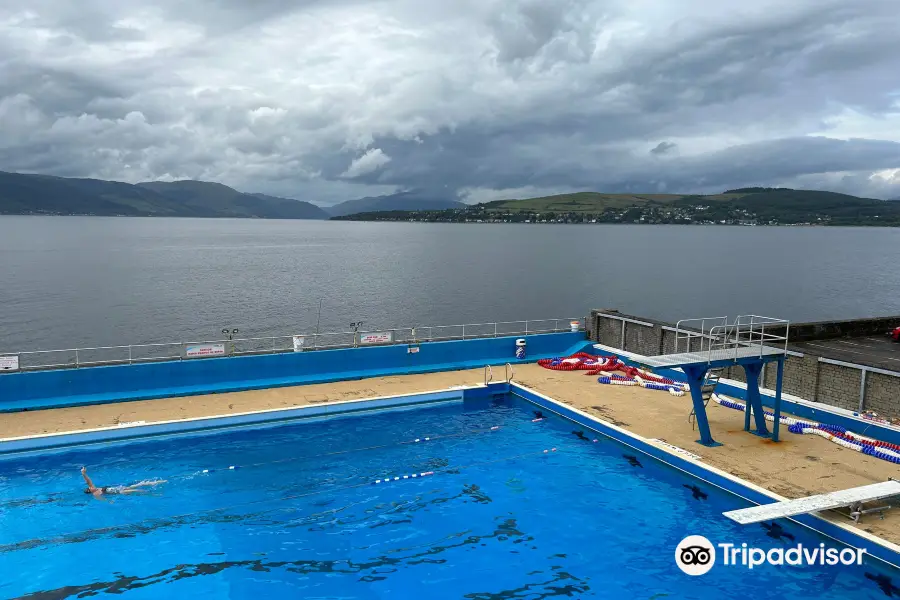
[1,394,898,599]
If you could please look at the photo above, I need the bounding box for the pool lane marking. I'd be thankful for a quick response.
[0,446,562,554]
[191,424,504,475]
[0,424,510,509]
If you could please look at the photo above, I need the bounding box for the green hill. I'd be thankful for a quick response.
[0,172,329,219]
[339,188,900,226]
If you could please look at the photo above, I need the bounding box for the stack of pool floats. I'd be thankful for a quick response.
[537,352,687,396]
[712,394,900,465]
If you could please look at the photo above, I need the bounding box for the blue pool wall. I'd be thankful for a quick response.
[508,382,900,569]
[0,332,588,413]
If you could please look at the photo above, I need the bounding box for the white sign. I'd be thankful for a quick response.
[360,332,393,345]
[185,343,226,358]
[407,346,420,354]
[0,355,19,371]
[292,336,305,352]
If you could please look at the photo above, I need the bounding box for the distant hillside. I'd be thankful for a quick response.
[481,191,744,213]
[0,171,328,219]
[337,188,900,226]
[137,181,329,219]
[327,191,465,217]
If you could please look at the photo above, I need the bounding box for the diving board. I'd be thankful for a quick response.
[723,480,900,525]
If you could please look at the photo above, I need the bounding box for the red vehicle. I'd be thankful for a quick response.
[891,326,900,342]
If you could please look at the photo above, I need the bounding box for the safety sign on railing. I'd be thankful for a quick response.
[0,355,19,371]
[360,332,393,345]
[292,336,305,352]
[185,343,226,358]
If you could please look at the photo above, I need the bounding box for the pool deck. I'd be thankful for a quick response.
[2,364,898,544]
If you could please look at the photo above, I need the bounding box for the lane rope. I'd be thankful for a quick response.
[712,394,900,464]
[0,446,561,554]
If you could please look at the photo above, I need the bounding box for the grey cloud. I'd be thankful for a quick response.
[650,142,676,155]
[1,0,900,204]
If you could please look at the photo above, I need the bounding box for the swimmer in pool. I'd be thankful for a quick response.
[81,467,166,500]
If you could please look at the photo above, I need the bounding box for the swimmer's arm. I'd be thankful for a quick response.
[81,467,96,490]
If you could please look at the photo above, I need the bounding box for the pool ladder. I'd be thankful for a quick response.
[689,368,724,429]
[483,363,514,385]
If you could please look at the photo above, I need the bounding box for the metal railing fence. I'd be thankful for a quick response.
[0,317,585,372]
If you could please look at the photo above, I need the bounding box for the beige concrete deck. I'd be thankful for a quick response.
[2,364,898,544]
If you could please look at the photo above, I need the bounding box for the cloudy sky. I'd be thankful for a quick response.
[2,0,900,205]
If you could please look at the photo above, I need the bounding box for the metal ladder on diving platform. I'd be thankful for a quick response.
[689,367,724,429]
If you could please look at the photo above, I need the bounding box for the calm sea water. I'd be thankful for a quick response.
[1,216,899,352]
[0,395,895,599]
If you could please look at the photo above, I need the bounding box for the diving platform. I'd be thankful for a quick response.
[638,315,790,448]
[640,345,787,369]
[723,480,900,525]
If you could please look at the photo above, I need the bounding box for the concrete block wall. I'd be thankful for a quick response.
[863,372,899,417]
[624,323,660,356]
[590,309,900,420]
[815,363,863,411]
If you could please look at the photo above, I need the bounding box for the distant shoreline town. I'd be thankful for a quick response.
[1,171,899,226]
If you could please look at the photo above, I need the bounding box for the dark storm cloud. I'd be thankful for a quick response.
[650,142,676,155]
[1,0,899,204]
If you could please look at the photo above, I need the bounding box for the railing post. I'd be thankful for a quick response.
[859,369,868,412]
[555,319,559,331]
[525,320,529,336]
[462,325,466,340]
[494,323,498,338]
[128,345,133,364]
[75,349,79,368]
[272,336,276,354]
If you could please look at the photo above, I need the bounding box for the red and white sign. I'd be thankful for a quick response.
[0,355,19,371]
[185,343,226,358]
[360,332,393,345]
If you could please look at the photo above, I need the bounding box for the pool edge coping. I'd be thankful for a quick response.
[0,385,479,455]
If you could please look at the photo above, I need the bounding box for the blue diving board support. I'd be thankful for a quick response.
[638,345,788,447]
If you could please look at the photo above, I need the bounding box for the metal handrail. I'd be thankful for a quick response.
[484,365,493,385]
[0,316,585,372]
[672,315,790,364]
[505,363,514,382]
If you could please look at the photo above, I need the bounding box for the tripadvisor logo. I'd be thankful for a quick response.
[675,535,866,575]
[676,535,716,575]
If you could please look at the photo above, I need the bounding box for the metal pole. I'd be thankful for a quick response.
[859,369,868,412]
[75,349,79,368]
[494,323,498,338]
[773,359,785,442]
[462,325,466,340]
[620,320,626,350]
[128,345,133,364]
[315,299,322,336]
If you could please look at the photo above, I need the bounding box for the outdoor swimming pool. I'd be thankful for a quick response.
[1,392,898,599]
